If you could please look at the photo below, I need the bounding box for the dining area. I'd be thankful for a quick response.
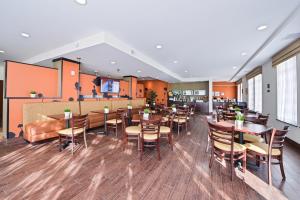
[206,107,289,187]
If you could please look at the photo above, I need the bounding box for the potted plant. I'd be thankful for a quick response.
[30,91,37,98]
[64,108,71,119]
[234,107,241,113]
[172,104,177,113]
[127,103,132,110]
[143,108,150,120]
[145,103,150,107]
[235,112,245,128]
[104,105,109,114]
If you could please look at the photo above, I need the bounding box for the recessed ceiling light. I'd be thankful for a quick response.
[21,32,30,38]
[173,60,178,64]
[0,50,5,54]
[184,70,188,73]
[137,70,141,73]
[156,44,163,49]
[241,52,247,56]
[75,0,87,5]
[233,66,237,69]
[257,25,268,31]
[110,61,116,65]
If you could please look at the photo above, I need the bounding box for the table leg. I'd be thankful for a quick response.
[104,113,108,135]
[128,109,132,126]
[239,132,244,144]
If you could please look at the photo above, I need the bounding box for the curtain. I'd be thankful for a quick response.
[237,83,243,102]
[248,79,254,110]
[254,74,262,113]
[277,56,297,125]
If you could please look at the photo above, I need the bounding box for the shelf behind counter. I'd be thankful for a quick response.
[168,101,209,114]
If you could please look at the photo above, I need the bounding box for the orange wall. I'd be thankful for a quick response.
[62,60,80,100]
[6,61,59,97]
[213,81,237,99]
[140,80,168,105]
[80,73,100,95]
[120,80,129,96]
[136,83,144,98]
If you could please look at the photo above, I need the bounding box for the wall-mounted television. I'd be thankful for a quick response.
[101,79,120,93]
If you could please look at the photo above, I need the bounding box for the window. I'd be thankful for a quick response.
[277,56,297,125]
[237,83,243,102]
[248,74,262,113]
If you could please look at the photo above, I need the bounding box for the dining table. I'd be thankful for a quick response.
[207,116,272,144]
[48,113,79,128]
[91,110,117,135]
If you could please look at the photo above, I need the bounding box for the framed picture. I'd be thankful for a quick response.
[183,90,193,95]
[194,90,206,95]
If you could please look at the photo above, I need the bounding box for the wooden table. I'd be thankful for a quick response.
[91,110,117,135]
[207,117,271,143]
[48,114,79,128]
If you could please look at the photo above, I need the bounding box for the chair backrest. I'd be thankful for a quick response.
[176,109,188,120]
[140,117,161,139]
[257,114,269,125]
[208,121,235,152]
[223,112,236,120]
[121,112,129,133]
[168,113,175,129]
[268,128,288,155]
[71,114,88,131]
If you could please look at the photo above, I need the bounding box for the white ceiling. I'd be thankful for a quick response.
[1,0,300,82]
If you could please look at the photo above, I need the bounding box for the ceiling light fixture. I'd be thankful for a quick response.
[241,52,247,56]
[21,32,30,38]
[137,70,141,73]
[173,60,178,64]
[257,25,268,31]
[75,0,87,5]
[184,70,188,73]
[0,50,5,54]
[156,44,163,49]
[110,61,116,65]
[233,66,237,69]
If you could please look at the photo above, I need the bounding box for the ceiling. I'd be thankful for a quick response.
[1,0,300,82]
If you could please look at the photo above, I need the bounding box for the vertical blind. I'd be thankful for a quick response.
[277,56,297,125]
[237,83,243,102]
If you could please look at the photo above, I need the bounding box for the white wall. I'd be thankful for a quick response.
[261,59,300,144]
[0,63,4,80]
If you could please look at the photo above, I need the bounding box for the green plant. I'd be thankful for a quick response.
[64,108,71,112]
[235,113,245,121]
[144,108,150,114]
[104,105,109,109]
[30,91,36,94]
[147,90,157,104]
[127,103,132,106]
[171,104,176,108]
[234,107,241,112]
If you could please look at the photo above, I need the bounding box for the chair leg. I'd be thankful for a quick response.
[156,140,161,161]
[185,123,187,133]
[140,138,144,161]
[242,151,246,173]
[116,125,118,137]
[177,124,179,136]
[206,136,210,153]
[169,133,173,151]
[59,135,62,152]
[209,149,214,169]
[123,135,127,151]
[231,159,234,181]
[279,155,286,180]
[83,131,87,149]
[71,136,74,155]
[268,157,272,185]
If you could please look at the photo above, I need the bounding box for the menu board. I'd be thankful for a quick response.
[182,90,193,95]
[194,90,206,95]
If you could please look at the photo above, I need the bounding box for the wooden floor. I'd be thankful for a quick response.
[0,115,299,200]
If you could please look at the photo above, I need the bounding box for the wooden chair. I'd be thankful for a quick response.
[140,117,161,160]
[57,114,88,155]
[160,113,174,150]
[106,108,125,137]
[121,113,141,151]
[223,112,236,120]
[245,127,288,185]
[173,109,188,135]
[208,121,247,180]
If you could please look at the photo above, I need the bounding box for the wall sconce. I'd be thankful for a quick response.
[70,70,76,76]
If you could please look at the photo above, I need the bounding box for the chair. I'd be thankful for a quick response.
[106,108,125,137]
[245,127,288,185]
[257,114,269,125]
[122,113,141,151]
[57,114,88,155]
[160,113,174,150]
[208,121,247,180]
[173,109,188,135]
[223,112,236,120]
[140,117,161,160]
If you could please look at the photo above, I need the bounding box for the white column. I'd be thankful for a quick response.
[208,79,213,113]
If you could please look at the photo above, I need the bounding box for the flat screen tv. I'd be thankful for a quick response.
[101,79,120,93]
